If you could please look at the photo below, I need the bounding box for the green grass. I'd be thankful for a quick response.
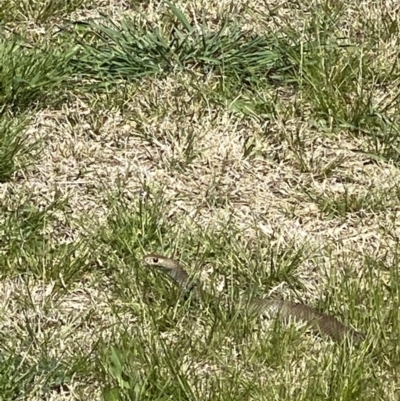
[0,113,35,182]
[0,0,89,24]
[70,14,288,85]
[90,194,397,401]
[0,36,76,111]
[299,183,400,218]
[1,0,400,400]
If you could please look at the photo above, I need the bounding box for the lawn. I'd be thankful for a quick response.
[1,0,400,400]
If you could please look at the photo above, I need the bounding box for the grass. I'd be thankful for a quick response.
[1,0,400,400]
[0,35,76,111]
[0,113,35,182]
[0,0,89,24]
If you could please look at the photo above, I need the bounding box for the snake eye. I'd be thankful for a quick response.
[152,258,159,263]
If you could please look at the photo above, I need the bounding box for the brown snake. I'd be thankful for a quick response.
[142,254,365,344]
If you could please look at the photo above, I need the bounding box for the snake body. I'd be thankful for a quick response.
[142,254,364,344]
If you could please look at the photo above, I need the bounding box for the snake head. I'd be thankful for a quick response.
[142,254,162,266]
[142,254,193,291]
[142,254,181,271]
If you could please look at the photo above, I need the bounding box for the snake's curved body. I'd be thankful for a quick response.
[142,254,364,344]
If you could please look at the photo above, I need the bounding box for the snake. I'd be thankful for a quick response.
[142,254,365,344]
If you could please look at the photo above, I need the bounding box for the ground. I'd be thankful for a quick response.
[0,0,400,400]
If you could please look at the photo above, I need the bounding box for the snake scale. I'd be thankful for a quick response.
[142,254,365,344]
